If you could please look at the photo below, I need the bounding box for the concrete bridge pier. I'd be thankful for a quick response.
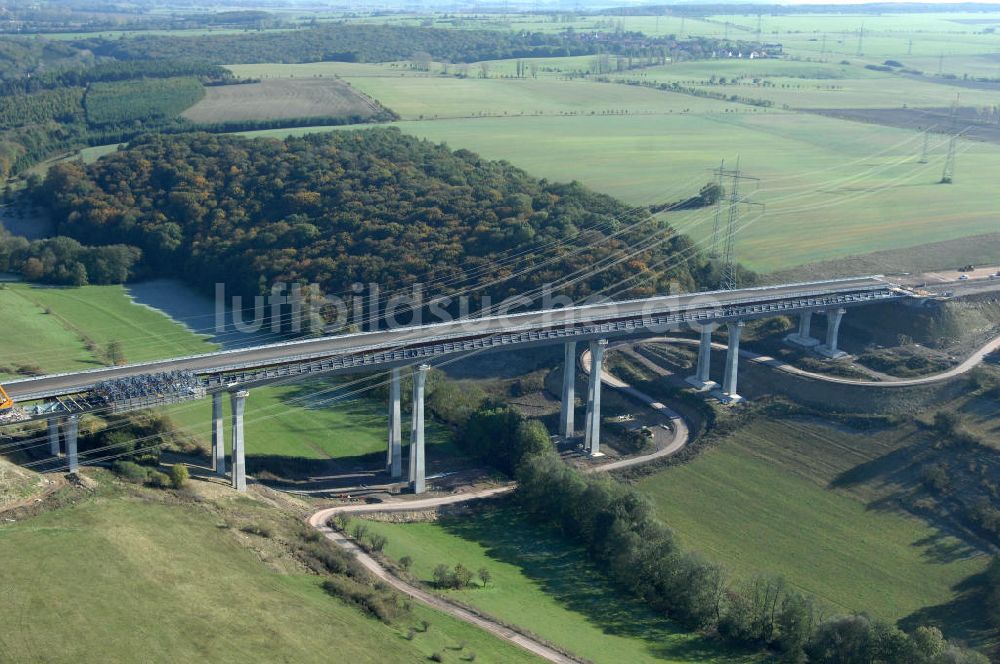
[387,368,402,480]
[786,311,820,348]
[212,392,226,476]
[686,324,719,390]
[560,342,577,438]
[716,321,745,404]
[408,364,429,494]
[817,308,848,359]
[409,364,431,493]
[584,340,607,458]
[230,390,249,492]
[65,414,79,474]
[48,416,61,456]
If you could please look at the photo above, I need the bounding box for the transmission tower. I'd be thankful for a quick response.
[941,99,959,184]
[856,24,864,56]
[708,159,726,258]
[718,159,762,291]
[918,130,930,164]
[756,14,762,41]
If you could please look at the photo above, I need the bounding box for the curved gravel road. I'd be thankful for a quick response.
[308,357,691,663]
[644,334,1000,387]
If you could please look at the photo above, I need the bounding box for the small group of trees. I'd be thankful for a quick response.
[458,402,551,475]
[432,563,491,589]
[0,230,142,286]
[110,460,188,489]
[350,522,389,554]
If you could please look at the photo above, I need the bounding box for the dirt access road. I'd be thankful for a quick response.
[308,358,689,663]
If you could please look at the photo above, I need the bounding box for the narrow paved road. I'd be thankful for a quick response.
[644,333,1000,388]
[308,359,692,663]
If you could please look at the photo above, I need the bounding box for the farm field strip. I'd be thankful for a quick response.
[182,78,381,123]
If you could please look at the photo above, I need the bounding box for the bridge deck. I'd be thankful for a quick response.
[4,277,898,402]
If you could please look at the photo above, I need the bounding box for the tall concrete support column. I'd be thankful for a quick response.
[584,340,607,458]
[786,311,820,348]
[408,364,429,494]
[799,311,813,339]
[686,324,718,390]
[48,416,61,456]
[721,321,745,403]
[387,368,402,480]
[65,415,79,474]
[230,390,249,492]
[818,308,848,359]
[559,342,577,438]
[212,392,226,476]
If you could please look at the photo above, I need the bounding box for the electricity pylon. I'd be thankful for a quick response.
[717,159,762,291]
[941,99,959,184]
[918,130,930,164]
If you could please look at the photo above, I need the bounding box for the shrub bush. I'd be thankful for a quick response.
[145,470,171,488]
[169,464,189,489]
[111,460,148,483]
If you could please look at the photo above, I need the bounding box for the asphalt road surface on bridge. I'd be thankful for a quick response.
[4,276,894,403]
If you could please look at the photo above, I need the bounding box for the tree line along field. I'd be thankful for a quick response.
[181,78,383,124]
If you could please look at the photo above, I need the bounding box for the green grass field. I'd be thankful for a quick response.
[0,284,215,379]
[162,379,456,465]
[0,489,539,664]
[227,64,746,119]
[357,505,763,664]
[637,417,990,629]
[393,112,1000,272]
[615,60,1000,109]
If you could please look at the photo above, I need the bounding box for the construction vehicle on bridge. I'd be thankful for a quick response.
[0,385,13,411]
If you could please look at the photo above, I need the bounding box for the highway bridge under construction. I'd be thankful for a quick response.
[0,276,908,494]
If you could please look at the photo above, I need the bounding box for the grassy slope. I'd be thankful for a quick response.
[162,380,456,463]
[359,506,763,664]
[637,417,989,627]
[0,490,539,664]
[0,284,215,379]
